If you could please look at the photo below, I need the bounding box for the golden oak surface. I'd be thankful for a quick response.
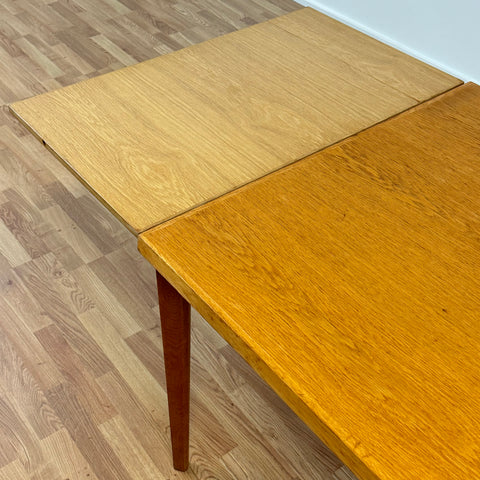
[139,83,480,480]
[10,7,460,234]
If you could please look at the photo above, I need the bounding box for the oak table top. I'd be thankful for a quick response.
[9,7,460,234]
[139,83,480,480]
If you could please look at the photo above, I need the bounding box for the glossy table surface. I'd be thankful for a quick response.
[139,83,480,480]
[9,7,460,234]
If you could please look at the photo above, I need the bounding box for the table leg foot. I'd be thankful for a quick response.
[156,271,191,471]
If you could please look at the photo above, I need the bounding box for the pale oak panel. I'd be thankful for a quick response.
[10,8,461,234]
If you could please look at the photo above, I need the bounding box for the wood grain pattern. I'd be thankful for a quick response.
[10,8,460,234]
[139,83,480,480]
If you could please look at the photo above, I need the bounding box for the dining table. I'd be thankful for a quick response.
[9,6,474,480]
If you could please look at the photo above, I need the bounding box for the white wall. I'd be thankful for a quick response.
[297,0,480,83]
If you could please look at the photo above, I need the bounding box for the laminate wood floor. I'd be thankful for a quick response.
[0,0,357,478]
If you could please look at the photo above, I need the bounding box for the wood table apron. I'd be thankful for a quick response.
[9,6,462,476]
[139,84,480,480]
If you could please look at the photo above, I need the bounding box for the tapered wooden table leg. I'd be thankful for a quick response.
[156,271,191,471]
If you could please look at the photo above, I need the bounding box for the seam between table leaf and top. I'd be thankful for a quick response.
[135,80,466,238]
